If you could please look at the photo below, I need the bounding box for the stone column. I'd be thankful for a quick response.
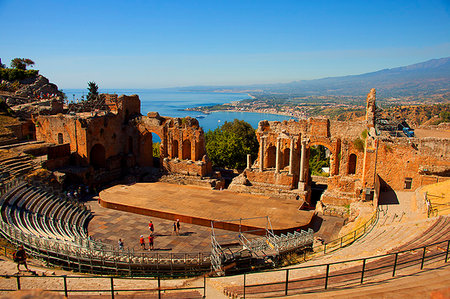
[299,139,307,182]
[259,137,265,171]
[289,138,294,175]
[275,137,281,173]
[247,154,251,169]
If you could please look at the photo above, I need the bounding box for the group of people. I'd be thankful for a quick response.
[118,219,183,251]
[65,184,90,201]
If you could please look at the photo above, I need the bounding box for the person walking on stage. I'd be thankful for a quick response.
[148,234,154,250]
[140,235,146,250]
[176,219,181,235]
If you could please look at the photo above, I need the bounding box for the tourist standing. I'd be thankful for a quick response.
[148,235,154,250]
[148,220,154,235]
[118,239,124,251]
[172,222,177,236]
[13,245,29,272]
[176,219,181,235]
[140,235,146,250]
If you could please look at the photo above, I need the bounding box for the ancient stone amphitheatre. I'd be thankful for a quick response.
[0,87,449,298]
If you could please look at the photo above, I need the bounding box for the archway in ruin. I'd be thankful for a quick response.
[182,139,191,160]
[266,145,276,168]
[138,132,163,168]
[308,144,333,207]
[90,144,106,169]
[172,140,179,159]
[282,148,290,169]
[348,153,357,175]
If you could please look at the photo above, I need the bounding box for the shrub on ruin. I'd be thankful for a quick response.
[353,137,365,152]
[0,68,38,81]
[205,119,258,169]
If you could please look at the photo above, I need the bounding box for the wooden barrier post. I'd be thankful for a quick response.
[243,273,246,299]
[421,246,427,270]
[324,264,330,289]
[110,277,114,299]
[392,253,398,277]
[203,275,206,299]
[446,240,449,263]
[285,269,289,295]
[63,275,68,297]
[158,275,161,299]
[16,276,20,290]
[360,259,366,284]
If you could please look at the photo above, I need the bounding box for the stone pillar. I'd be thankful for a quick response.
[275,137,281,173]
[259,137,265,171]
[299,139,307,183]
[247,154,251,169]
[289,138,294,175]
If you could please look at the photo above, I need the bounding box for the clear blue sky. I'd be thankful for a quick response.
[1,0,449,89]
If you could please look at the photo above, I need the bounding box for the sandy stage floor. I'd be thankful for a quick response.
[99,182,313,231]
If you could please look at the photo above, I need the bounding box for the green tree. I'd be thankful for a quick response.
[153,142,160,157]
[87,81,99,102]
[205,119,258,169]
[309,145,330,176]
[10,58,34,70]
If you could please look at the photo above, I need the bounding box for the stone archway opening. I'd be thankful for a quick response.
[182,139,191,160]
[308,144,332,207]
[90,144,106,170]
[266,145,276,168]
[152,133,161,168]
[348,153,357,175]
[282,148,290,169]
[138,131,162,168]
[172,140,179,159]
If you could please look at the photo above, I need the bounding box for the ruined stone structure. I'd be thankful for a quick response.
[32,89,449,207]
[34,94,211,184]
[230,89,450,206]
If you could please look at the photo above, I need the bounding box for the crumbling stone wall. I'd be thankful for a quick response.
[35,94,211,182]
[234,88,450,206]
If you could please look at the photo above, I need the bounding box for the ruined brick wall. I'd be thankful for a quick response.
[372,137,450,191]
[35,114,88,164]
[133,113,211,175]
[163,159,210,177]
[244,169,297,189]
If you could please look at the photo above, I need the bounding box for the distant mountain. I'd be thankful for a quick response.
[190,57,450,100]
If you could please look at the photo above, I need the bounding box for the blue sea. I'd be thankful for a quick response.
[63,89,294,135]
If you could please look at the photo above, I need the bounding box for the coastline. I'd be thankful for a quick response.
[193,107,299,119]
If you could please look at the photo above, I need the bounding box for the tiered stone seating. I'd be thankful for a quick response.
[0,155,34,182]
[0,181,91,243]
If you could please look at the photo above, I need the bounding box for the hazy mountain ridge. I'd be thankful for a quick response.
[186,57,450,100]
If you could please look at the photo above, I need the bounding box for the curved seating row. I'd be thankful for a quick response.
[0,181,91,243]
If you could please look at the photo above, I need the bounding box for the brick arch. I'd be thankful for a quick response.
[266,145,276,168]
[282,148,290,168]
[182,139,192,160]
[307,140,335,156]
[348,153,357,175]
[172,140,179,158]
[306,138,340,176]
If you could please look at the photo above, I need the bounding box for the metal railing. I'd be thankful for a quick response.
[0,238,447,298]
[308,207,379,258]
[0,274,207,298]
[238,238,450,298]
